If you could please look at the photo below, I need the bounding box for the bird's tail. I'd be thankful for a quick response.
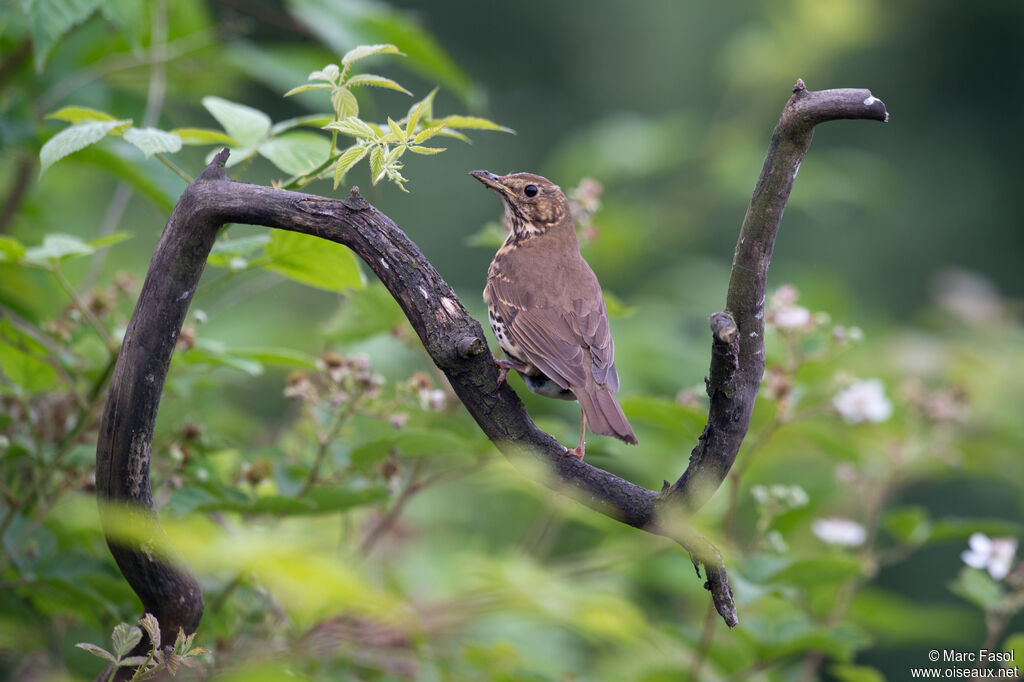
[576,383,638,445]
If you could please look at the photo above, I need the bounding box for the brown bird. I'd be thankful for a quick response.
[470,170,637,458]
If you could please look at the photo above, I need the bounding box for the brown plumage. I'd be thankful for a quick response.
[470,170,637,458]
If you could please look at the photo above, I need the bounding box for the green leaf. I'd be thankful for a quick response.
[350,431,470,472]
[309,64,341,82]
[324,117,376,139]
[190,485,388,516]
[949,567,1006,610]
[88,233,133,250]
[324,282,407,342]
[178,339,264,376]
[270,115,335,136]
[208,234,270,268]
[369,146,385,184]
[386,117,407,143]
[110,622,142,659]
[333,145,368,189]
[139,613,160,650]
[407,145,445,155]
[883,506,932,545]
[436,115,514,133]
[228,346,318,369]
[332,87,359,119]
[412,122,446,144]
[341,43,404,66]
[23,233,92,265]
[39,119,133,175]
[464,221,506,249]
[258,132,331,175]
[0,236,26,263]
[283,83,333,97]
[603,290,635,318]
[345,74,412,95]
[74,642,117,664]
[406,88,437,135]
[263,230,365,293]
[45,106,115,124]
[24,0,103,70]
[201,97,272,148]
[170,128,239,147]
[123,127,183,158]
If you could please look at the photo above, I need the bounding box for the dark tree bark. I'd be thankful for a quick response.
[94,80,887,679]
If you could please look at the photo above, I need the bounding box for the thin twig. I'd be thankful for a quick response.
[359,458,425,555]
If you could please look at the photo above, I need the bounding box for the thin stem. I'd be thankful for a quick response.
[297,398,360,497]
[690,600,718,680]
[52,267,117,350]
[155,154,194,184]
[359,458,425,555]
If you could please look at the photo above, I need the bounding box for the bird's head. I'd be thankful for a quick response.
[469,170,570,239]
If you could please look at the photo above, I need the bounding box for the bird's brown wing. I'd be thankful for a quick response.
[485,272,619,392]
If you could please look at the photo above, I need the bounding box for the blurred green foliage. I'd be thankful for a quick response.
[2,1,1024,681]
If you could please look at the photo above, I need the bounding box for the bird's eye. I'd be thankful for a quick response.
[524,184,539,197]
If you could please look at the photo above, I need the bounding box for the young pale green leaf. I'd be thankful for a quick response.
[119,656,152,667]
[45,106,116,124]
[324,117,377,139]
[407,145,446,155]
[406,88,438,132]
[264,230,365,293]
[385,145,405,165]
[257,131,331,176]
[139,613,161,650]
[412,122,446,144]
[201,97,272,148]
[436,115,514,133]
[111,622,143,659]
[333,145,368,189]
[309,64,341,82]
[369,146,386,185]
[170,128,239,147]
[341,43,404,66]
[434,128,470,143]
[23,234,93,265]
[124,127,183,158]
[74,643,118,664]
[39,119,133,175]
[0,236,26,263]
[283,83,332,97]
[345,74,412,95]
[386,117,407,143]
[331,87,359,120]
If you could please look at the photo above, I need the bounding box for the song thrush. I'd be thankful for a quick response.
[470,170,637,458]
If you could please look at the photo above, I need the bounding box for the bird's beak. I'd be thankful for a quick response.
[469,170,515,198]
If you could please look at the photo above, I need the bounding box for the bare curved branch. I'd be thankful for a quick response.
[94,81,887,668]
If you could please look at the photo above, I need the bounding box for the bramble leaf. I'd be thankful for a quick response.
[45,106,115,124]
[333,145,368,189]
[324,117,377,139]
[39,119,133,175]
[258,132,331,175]
[332,88,359,119]
[201,97,271,148]
[284,83,332,97]
[170,128,239,146]
[74,642,117,664]
[345,74,412,95]
[124,127,183,158]
[436,115,514,133]
[111,622,142,658]
[341,43,404,66]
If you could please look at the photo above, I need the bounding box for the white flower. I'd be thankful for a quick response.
[773,305,811,329]
[961,533,1017,580]
[751,484,808,510]
[832,379,893,424]
[812,517,867,547]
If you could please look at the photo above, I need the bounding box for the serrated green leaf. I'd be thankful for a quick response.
[201,97,272,148]
[209,234,270,268]
[0,317,58,392]
[74,642,117,664]
[139,614,160,650]
[345,74,411,95]
[341,43,404,66]
[309,64,340,82]
[258,132,331,175]
[39,119,132,175]
[111,622,142,658]
[387,117,407,143]
[436,115,514,133]
[369,146,385,185]
[412,122,446,143]
[124,127,183,158]
[332,87,359,119]
[384,145,404,165]
[23,233,93,264]
[45,106,115,124]
[407,145,445,155]
[263,230,365,293]
[324,117,376,139]
[333,145,368,189]
[435,128,470,143]
[169,128,239,147]
[406,88,438,131]
[284,83,332,97]
[25,0,103,70]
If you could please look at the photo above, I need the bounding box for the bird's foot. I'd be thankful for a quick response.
[563,444,585,460]
[493,358,518,391]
